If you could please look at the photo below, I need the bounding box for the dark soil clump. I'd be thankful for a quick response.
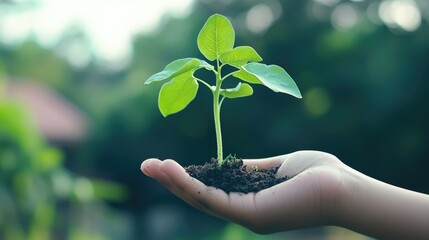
[185,157,289,193]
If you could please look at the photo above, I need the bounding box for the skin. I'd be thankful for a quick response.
[141,150,429,239]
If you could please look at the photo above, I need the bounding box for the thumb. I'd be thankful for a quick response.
[242,154,287,171]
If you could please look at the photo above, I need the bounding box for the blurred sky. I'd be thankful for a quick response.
[0,0,426,68]
[0,0,195,66]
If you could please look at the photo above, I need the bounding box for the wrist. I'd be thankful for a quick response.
[327,164,362,228]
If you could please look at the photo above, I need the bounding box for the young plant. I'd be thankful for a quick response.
[145,14,302,167]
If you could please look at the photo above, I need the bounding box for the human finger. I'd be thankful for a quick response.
[141,159,220,216]
[160,160,256,222]
[242,154,287,171]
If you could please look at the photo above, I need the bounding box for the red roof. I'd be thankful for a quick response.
[5,80,88,143]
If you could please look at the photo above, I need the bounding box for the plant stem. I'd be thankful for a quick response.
[196,78,214,92]
[214,59,223,166]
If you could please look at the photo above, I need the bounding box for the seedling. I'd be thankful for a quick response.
[145,14,302,167]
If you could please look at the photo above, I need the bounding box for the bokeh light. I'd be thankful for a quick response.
[331,3,360,30]
[378,0,421,32]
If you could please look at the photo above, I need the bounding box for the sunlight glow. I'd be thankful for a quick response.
[0,0,195,67]
[246,4,275,34]
[246,1,282,34]
[331,3,359,30]
[379,0,421,32]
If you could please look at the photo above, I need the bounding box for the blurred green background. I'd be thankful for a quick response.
[1,0,428,239]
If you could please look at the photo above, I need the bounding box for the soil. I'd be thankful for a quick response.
[185,157,290,193]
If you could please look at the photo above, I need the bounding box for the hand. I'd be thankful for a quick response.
[140,151,347,234]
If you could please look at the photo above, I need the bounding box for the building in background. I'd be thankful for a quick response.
[5,80,88,144]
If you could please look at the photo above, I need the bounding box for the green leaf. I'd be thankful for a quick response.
[158,72,199,117]
[145,58,209,84]
[220,82,253,99]
[220,46,262,67]
[197,14,235,61]
[198,59,215,71]
[233,69,263,84]
[242,62,302,98]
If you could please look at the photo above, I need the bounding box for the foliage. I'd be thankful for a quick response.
[145,14,301,165]
[0,77,128,239]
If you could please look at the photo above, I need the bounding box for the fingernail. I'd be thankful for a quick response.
[141,161,152,176]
